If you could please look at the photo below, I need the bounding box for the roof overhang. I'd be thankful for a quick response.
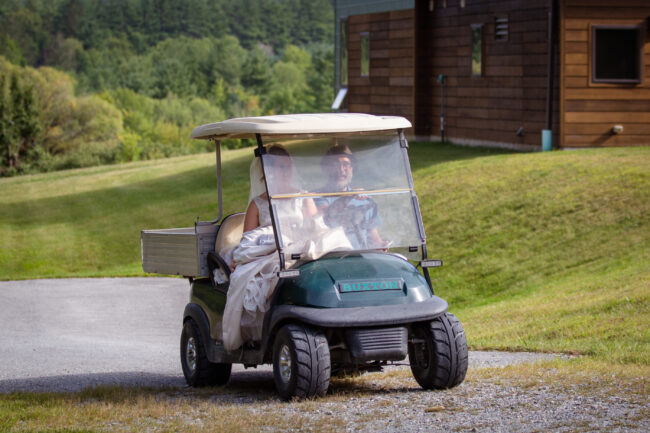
[190,113,412,140]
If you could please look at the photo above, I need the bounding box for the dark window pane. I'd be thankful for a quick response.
[594,28,641,82]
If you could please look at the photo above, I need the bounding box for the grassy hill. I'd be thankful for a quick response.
[1,143,648,365]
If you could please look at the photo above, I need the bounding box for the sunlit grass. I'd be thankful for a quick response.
[407,145,650,365]
[0,149,253,278]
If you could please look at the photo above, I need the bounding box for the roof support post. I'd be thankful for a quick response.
[200,138,223,225]
[256,134,286,271]
[215,139,223,223]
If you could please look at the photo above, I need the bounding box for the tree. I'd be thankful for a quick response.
[242,45,273,96]
[307,45,334,112]
[0,34,26,65]
[0,70,42,175]
[267,51,312,114]
[55,0,84,38]
[0,74,13,173]
[212,35,246,87]
[0,8,46,65]
[45,35,84,72]
[226,0,264,48]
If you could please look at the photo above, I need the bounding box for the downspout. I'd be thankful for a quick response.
[543,0,557,151]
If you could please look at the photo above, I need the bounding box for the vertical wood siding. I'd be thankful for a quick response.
[560,0,650,147]
[347,9,415,127]
[342,0,649,148]
[418,0,557,148]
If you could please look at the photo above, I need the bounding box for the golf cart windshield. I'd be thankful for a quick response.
[260,132,424,263]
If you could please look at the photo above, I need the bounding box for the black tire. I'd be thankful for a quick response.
[273,324,331,400]
[180,319,232,387]
[409,312,468,390]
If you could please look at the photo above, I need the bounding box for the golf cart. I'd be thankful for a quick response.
[141,113,467,399]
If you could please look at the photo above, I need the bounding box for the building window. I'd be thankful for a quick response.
[471,24,483,76]
[340,18,348,86]
[592,25,642,83]
[360,32,370,77]
[495,16,508,41]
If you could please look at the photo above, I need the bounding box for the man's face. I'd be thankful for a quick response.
[325,155,353,190]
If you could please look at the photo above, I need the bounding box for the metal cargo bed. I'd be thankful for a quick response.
[141,222,218,277]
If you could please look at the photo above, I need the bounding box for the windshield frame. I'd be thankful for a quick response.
[254,130,428,272]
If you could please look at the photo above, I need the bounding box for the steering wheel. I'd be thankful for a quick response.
[324,195,379,247]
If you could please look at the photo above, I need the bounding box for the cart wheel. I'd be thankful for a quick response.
[181,319,231,387]
[409,312,468,389]
[273,324,330,400]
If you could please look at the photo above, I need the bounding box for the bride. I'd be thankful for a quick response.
[221,145,317,352]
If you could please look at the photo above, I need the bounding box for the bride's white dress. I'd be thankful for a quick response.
[221,195,352,352]
[221,196,301,351]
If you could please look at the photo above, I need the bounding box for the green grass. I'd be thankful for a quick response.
[1,143,648,364]
[407,144,650,364]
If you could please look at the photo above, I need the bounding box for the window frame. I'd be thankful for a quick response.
[590,24,643,85]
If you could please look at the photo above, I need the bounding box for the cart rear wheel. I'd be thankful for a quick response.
[409,312,468,389]
[181,319,231,387]
[273,324,330,399]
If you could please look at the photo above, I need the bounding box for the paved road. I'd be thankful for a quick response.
[0,278,558,393]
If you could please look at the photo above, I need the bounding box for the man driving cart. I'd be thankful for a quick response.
[314,144,387,250]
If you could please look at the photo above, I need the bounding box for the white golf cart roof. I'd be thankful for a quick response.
[190,113,412,140]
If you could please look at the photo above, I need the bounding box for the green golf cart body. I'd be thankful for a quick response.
[141,113,468,399]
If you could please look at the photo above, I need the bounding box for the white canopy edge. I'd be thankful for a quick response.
[190,113,412,140]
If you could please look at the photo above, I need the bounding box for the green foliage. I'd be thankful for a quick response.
[0,33,25,65]
[103,88,227,159]
[0,58,126,174]
[0,0,333,56]
[0,1,335,175]
[307,45,335,112]
[45,35,85,72]
[0,7,47,65]
[0,66,42,175]
[242,45,273,96]
[267,45,314,113]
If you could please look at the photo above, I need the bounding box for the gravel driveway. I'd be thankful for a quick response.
[1,278,646,432]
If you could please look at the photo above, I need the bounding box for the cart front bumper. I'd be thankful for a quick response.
[269,296,448,330]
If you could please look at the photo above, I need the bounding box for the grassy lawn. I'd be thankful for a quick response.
[1,143,648,366]
[407,145,650,365]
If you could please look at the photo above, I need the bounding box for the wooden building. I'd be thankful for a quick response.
[332,0,650,149]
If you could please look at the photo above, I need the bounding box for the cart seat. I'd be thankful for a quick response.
[215,212,245,257]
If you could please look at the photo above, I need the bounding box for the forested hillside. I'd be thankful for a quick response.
[0,0,334,176]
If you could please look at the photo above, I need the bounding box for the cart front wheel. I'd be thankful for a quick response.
[181,319,231,387]
[273,324,330,399]
[409,312,468,389]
